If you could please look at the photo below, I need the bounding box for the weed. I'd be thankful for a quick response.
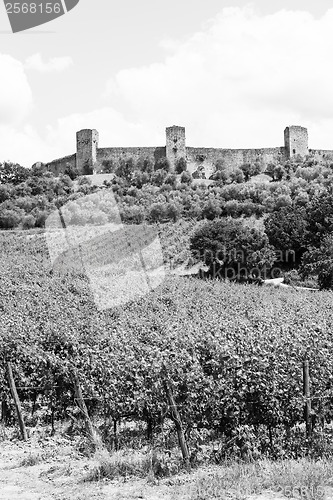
[85,448,152,481]
[190,459,333,500]
[19,452,42,467]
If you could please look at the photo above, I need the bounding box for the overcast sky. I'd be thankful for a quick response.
[1,0,333,166]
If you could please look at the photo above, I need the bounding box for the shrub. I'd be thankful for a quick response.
[22,214,36,230]
[34,210,49,228]
[149,203,166,222]
[274,194,293,209]
[0,209,22,229]
[154,158,171,172]
[214,158,226,171]
[116,158,136,182]
[210,170,229,183]
[64,163,80,180]
[175,157,187,174]
[164,174,177,189]
[101,159,115,174]
[240,163,262,182]
[264,207,308,267]
[82,160,94,175]
[85,449,152,481]
[165,202,181,222]
[230,169,245,184]
[20,452,42,467]
[222,200,241,217]
[301,234,333,290]
[180,171,192,185]
[121,205,145,224]
[201,200,222,220]
[77,176,92,186]
[0,185,11,202]
[190,218,276,281]
[151,170,167,187]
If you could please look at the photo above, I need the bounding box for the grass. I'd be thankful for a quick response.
[85,448,153,481]
[19,452,43,467]
[3,432,333,499]
[190,459,333,500]
[82,437,333,499]
[85,447,185,482]
[84,450,333,499]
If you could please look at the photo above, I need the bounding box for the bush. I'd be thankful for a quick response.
[210,170,229,183]
[301,234,333,290]
[116,158,136,182]
[77,176,92,186]
[22,214,36,230]
[190,218,276,281]
[222,200,241,217]
[230,169,245,184]
[151,170,167,187]
[34,210,49,228]
[175,157,187,174]
[0,185,11,202]
[0,209,22,229]
[121,205,146,224]
[264,207,308,267]
[240,163,262,182]
[154,158,171,172]
[165,202,181,222]
[181,171,192,184]
[64,163,80,180]
[202,200,222,220]
[102,159,115,174]
[82,160,94,175]
[214,158,226,171]
[149,203,166,222]
[85,449,152,481]
[164,174,177,188]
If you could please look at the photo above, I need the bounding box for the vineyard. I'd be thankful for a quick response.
[1,228,333,475]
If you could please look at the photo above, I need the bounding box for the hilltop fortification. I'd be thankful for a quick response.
[45,125,333,177]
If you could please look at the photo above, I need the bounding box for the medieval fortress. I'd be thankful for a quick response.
[45,125,333,177]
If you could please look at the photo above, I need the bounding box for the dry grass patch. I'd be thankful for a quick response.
[190,459,333,500]
[85,449,152,481]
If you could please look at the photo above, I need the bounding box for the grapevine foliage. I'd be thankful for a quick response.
[1,231,333,440]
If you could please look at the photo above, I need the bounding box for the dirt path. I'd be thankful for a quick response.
[0,440,294,500]
[0,439,187,500]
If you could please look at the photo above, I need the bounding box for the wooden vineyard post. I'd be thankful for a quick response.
[162,365,190,469]
[73,370,101,450]
[303,360,312,439]
[6,362,27,441]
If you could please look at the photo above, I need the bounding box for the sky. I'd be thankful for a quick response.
[1,0,333,166]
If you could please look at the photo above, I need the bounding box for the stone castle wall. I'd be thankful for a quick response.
[45,125,333,177]
[97,147,166,168]
[76,129,99,174]
[46,153,76,176]
[186,146,285,175]
[284,126,308,158]
[309,149,333,162]
[166,126,186,170]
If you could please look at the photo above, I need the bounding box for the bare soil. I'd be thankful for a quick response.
[0,438,297,500]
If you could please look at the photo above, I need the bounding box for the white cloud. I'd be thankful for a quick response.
[0,54,32,126]
[25,54,73,73]
[3,6,333,167]
[101,6,333,150]
[0,125,48,166]
[0,107,163,167]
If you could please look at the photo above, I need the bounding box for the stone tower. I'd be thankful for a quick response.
[284,126,308,159]
[76,129,99,174]
[166,126,186,170]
